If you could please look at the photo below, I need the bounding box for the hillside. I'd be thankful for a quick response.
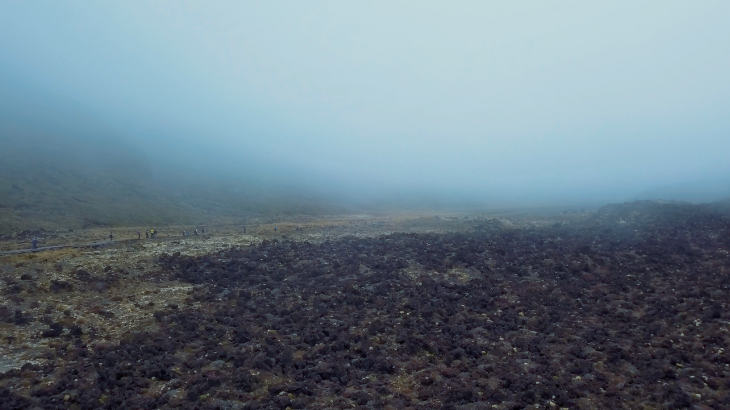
[0,84,351,235]
[0,146,347,234]
[0,111,198,232]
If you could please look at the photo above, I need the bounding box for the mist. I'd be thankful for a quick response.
[2,1,729,212]
[5,4,730,406]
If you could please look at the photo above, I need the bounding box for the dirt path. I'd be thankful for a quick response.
[0,236,210,256]
[0,241,115,256]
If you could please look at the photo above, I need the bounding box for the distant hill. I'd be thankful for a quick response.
[0,121,198,231]
[0,83,346,233]
[632,179,730,204]
[0,138,347,233]
[0,128,346,233]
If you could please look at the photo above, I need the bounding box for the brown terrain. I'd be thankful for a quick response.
[0,201,729,409]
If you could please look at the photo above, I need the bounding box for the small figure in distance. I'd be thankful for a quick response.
[138,231,141,239]
[32,237,38,250]
[243,227,246,234]
[194,228,198,235]
[274,227,277,232]
[202,228,205,234]
[109,232,113,242]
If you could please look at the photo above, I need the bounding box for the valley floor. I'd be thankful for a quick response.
[1,203,728,409]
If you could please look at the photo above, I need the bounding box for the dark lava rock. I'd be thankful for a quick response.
[41,323,63,337]
[76,269,92,281]
[69,325,83,336]
[3,201,730,409]
[49,280,72,293]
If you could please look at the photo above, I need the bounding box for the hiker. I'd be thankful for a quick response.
[109,233,113,242]
[137,231,141,239]
[32,237,37,250]
[274,227,277,232]
[194,229,198,235]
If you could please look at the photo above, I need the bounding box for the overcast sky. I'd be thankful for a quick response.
[1,2,729,205]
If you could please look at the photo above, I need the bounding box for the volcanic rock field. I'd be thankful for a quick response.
[1,201,730,409]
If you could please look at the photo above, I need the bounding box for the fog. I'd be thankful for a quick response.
[2,2,729,210]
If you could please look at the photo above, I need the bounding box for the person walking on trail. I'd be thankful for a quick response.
[32,237,37,250]
[194,228,198,235]
[145,231,149,239]
[137,231,141,239]
[109,233,113,242]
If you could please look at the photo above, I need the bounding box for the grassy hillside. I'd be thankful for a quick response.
[0,82,352,234]
[0,148,351,234]
[0,163,191,230]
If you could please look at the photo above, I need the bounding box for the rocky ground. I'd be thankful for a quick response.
[1,202,729,409]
